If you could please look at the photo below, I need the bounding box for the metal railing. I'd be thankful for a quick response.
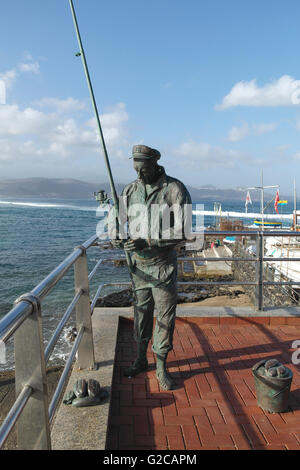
[0,233,105,450]
[183,230,300,310]
[1,229,300,449]
[98,230,300,312]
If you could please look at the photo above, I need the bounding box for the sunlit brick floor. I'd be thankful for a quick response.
[106,316,300,450]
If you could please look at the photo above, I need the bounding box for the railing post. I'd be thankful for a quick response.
[14,294,51,450]
[255,232,264,311]
[74,246,95,370]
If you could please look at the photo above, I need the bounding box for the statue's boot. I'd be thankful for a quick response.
[156,354,175,390]
[124,341,149,377]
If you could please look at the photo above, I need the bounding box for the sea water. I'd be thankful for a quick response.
[0,197,293,370]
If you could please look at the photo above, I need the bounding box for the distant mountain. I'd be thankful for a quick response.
[0,177,282,202]
[0,178,124,200]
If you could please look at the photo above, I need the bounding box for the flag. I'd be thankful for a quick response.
[274,190,280,214]
[245,191,252,207]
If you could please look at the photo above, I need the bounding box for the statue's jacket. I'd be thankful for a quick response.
[113,165,192,290]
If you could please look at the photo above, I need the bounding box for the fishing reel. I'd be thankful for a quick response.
[94,189,110,206]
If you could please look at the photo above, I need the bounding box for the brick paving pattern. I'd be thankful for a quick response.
[106,316,300,450]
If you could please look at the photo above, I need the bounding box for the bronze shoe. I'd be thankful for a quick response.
[124,359,148,377]
[156,369,175,390]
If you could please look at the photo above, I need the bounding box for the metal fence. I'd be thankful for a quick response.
[0,229,300,449]
[0,234,100,449]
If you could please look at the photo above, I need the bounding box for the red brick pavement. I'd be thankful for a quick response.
[106,316,300,450]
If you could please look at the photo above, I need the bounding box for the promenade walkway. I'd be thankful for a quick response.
[106,315,300,450]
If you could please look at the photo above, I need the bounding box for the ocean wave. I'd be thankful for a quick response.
[0,200,97,212]
[0,201,293,219]
[0,200,61,208]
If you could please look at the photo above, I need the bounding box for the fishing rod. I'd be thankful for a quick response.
[68,0,133,271]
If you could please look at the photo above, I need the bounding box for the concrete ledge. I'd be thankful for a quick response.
[94,305,300,318]
[94,307,133,317]
[51,312,120,450]
[176,305,300,317]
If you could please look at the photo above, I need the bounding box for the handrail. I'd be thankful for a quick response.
[0,385,33,448]
[0,233,99,449]
[1,228,300,449]
[90,283,104,313]
[44,289,83,363]
[89,258,103,281]
[202,230,300,237]
[0,301,33,344]
[48,325,84,423]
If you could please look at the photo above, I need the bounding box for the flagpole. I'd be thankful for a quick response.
[261,170,264,231]
[247,175,279,226]
[294,179,297,230]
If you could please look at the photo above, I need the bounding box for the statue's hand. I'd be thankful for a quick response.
[111,239,124,248]
[124,238,148,251]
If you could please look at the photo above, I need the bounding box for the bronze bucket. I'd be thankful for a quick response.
[252,359,293,413]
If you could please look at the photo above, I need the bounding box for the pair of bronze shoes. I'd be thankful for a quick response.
[63,379,109,407]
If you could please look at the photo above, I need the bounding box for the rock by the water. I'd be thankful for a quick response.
[96,289,134,307]
[95,279,245,308]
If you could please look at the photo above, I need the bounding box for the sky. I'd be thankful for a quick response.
[1,0,300,194]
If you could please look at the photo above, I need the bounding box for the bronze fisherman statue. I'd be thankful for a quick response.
[69,2,193,391]
[111,145,192,390]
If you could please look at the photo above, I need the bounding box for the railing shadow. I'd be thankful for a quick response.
[173,316,300,449]
[107,313,300,450]
[176,318,265,448]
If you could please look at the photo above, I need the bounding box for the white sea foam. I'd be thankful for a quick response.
[0,200,293,219]
[0,200,97,211]
[193,210,293,220]
[0,200,61,208]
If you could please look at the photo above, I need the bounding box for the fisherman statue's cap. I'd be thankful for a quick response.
[130,144,161,160]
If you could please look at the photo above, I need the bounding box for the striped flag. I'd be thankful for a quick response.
[245,191,252,210]
[245,191,252,206]
[274,190,280,214]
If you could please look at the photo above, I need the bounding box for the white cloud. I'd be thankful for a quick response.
[19,61,40,74]
[173,140,243,169]
[0,54,41,104]
[228,123,250,142]
[35,97,87,113]
[216,75,300,110]
[0,105,52,136]
[0,101,129,164]
[0,80,6,105]
[19,51,40,74]
[96,102,128,128]
[0,57,40,94]
[227,122,277,141]
[22,51,34,61]
[294,120,300,133]
[0,69,17,89]
[0,56,131,176]
[253,122,277,135]
[0,68,21,104]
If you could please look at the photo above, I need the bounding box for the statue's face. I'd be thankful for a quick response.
[133,158,158,184]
